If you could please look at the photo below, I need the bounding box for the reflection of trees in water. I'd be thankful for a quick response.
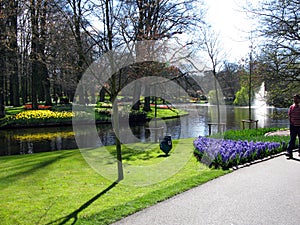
[0,105,290,156]
[19,142,33,155]
[50,137,62,151]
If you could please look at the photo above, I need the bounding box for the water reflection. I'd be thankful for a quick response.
[0,104,289,156]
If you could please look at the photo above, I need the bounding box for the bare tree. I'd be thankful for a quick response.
[199,26,225,131]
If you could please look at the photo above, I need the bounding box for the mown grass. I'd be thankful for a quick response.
[0,138,228,225]
[146,107,188,118]
[1,125,289,224]
[211,127,290,144]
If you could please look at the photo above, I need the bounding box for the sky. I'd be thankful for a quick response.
[204,0,259,62]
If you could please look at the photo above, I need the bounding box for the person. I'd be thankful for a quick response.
[286,94,300,159]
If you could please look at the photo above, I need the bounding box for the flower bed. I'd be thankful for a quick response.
[8,110,74,126]
[24,104,52,109]
[194,136,282,170]
[150,104,171,109]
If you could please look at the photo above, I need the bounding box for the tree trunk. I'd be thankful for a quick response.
[42,66,52,106]
[30,0,39,109]
[111,95,124,182]
[40,0,51,106]
[8,0,20,106]
[132,81,141,110]
[99,87,106,102]
[0,16,5,117]
[143,82,151,111]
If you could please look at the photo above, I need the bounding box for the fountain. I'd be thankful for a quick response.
[242,82,268,129]
[253,82,267,108]
[252,82,272,128]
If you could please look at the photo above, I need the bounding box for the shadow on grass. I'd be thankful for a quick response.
[157,154,170,158]
[0,151,75,186]
[46,181,118,225]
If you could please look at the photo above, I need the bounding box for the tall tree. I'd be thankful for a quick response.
[29,0,52,108]
[30,0,39,109]
[251,0,300,82]
[199,26,224,130]
[217,62,240,101]
[0,0,6,116]
[118,0,205,110]
[7,0,20,106]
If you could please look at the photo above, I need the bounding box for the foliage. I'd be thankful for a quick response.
[51,104,73,112]
[207,89,224,105]
[0,103,186,128]
[4,106,24,115]
[249,0,300,96]
[96,102,113,108]
[268,108,289,120]
[233,86,252,106]
[265,81,298,108]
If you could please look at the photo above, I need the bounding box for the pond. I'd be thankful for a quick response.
[0,104,289,156]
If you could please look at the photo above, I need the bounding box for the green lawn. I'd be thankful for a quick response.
[0,104,186,128]
[0,138,228,225]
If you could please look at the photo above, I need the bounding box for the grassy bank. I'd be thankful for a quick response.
[1,128,289,224]
[0,138,227,225]
[0,104,187,128]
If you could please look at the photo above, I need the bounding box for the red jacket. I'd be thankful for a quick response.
[288,104,300,126]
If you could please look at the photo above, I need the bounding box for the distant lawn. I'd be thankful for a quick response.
[0,138,228,225]
[0,104,186,128]
[146,106,188,119]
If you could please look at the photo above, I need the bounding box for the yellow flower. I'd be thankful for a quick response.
[14,110,74,121]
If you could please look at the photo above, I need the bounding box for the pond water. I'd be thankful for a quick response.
[0,104,289,156]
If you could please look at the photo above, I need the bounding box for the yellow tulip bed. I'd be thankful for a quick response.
[9,110,74,125]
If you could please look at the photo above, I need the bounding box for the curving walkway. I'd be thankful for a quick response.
[112,153,300,225]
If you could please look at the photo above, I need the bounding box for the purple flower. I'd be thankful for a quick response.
[194,136,281,169]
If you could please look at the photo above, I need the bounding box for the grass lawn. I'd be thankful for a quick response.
[146,106,188,119]
[0,104,186,128]
[0,138,228,225]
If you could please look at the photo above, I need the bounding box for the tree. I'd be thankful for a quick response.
[251,0,300,83]
[7,0,20,106]
[217,62,240,102]
[257,46,300,107]
[0,0,20,109]
[199,26,225,131]
[234,86,251,106]
[118,0,205,110]
[0,0,6,117]
[29,0,54,108]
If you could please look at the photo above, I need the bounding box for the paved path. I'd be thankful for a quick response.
[112,154,300,225]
